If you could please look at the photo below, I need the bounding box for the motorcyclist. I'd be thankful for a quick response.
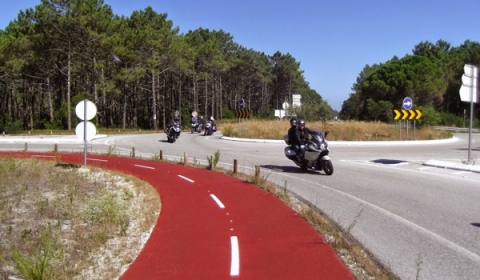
[288,118,305,160]
[166,116,182,136]
[209,116,217,131]
[296,119,311,159]
[287,117,299,146]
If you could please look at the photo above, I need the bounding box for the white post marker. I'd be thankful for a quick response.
[75,99,97,167]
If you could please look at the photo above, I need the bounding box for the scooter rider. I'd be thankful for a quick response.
[296,119,311,158]
[209,116,217,131]
[288,117,305,160]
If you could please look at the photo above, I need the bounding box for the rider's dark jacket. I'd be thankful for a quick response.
[288,126,302,146]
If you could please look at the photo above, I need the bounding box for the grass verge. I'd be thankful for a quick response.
[0,157,160,280]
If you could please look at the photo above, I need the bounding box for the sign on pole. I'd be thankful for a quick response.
[75,99,97,167]
[402,97,413,110]
[393,109,422,120]
[459,64,478,162]
[239,99,245,109]
[459,64,477,103]
[292,94,301,108]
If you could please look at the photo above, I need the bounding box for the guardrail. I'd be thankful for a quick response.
[432,126,480,133]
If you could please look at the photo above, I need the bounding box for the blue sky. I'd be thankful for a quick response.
[1,0,479,111]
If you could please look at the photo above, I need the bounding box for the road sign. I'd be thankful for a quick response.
[239,99,245,109]
[75,99,97,121]
[402,97,413,110]
[459,64,477,103]
[75,99,98,167]
[393,109,422,120]
[191,111,197,117]
[292,94,301,107]
[282,102,289,110]
[75,99,97,141]
[459,86,476,102]
[75,121,96,141]
[235,109,250,118]
[275,109,286,118]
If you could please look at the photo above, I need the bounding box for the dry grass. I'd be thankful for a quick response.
[19,119,452,142]
[220,119,452,141]
[0,157,160,280]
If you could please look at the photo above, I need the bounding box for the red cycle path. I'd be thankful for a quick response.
[1,152,354,280]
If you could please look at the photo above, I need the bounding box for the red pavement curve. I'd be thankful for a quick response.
[1,152,354,280]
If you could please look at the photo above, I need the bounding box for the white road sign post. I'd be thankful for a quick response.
[75,99,97,167]
[459,64,477,162]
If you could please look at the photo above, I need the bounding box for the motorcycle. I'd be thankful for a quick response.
[165,121,181,143]
[284,129,333,175]
[203,120,216,136]
[191,121,203,133]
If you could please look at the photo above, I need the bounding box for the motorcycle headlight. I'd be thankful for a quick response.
[320,143,325,151]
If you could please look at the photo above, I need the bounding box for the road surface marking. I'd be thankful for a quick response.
[230,236,240,276]
[417,166,434,171]
[452,171,471,175]
[210,194,225,208]
[32,155,55,158]
[178,175,194,183]
[89,158,107,162]
[133,164,155,170]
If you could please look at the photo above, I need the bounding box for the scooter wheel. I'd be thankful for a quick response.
[323,160,334,175]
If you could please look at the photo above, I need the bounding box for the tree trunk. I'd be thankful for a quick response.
[101,68,106,127]
[122,82,127,129]
[152,69,157,131]
[219,76,223,119]
[205,74,208,117]
[193,72,198,112]
[47,76,53,121]
[67,50,72,130]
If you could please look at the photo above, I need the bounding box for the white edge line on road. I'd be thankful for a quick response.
[31,155,54,158]
[178,175,194,183]
[452,171,471,175]
[133,164,155,170]
[342,159,480,183]
[417,166,434,171]
[210,194,225,209]
[88,158,107,162]
[276,170,480,263]
[230,236,239,276]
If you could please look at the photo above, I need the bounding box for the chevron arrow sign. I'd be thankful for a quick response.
[235,109,250,118]
[393,109,422,120]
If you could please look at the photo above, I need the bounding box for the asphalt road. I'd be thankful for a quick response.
[1,131,480,279]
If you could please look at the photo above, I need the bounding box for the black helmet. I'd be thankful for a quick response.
[290,118,297,127]
[298,119,305,127]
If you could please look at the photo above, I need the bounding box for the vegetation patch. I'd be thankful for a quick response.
[0,158,160,280]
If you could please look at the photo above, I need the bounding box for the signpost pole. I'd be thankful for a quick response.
[406,120,409,140]
[414,120,416,140]
[460,64,477,162]
[83,99,87,167]
[75,99,97,168]
[468,84,473,161]
[399,120,401,140]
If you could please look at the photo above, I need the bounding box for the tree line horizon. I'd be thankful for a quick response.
[1,0,478,134]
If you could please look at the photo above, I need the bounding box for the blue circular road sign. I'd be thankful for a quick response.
[239,99,245,109]
[403,97,413,110]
